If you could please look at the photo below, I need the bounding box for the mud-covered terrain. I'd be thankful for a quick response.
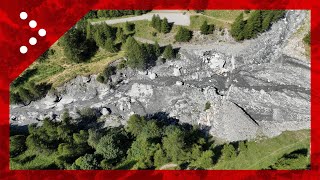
[10,10,310,141]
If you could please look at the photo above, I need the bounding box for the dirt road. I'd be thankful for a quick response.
[91,11,190,26]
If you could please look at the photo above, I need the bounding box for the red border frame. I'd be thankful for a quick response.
[0,0,319,179]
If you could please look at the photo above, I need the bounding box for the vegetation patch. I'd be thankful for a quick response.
[230,10,286,41]
[10,109,310,170]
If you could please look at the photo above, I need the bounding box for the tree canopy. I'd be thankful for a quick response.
[124,37,147,69]
[60,28,98,63]
[175,27,192,42]
[230,10,286,41]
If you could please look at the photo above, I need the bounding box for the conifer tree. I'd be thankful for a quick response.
[261,13,272,32]
[124,37,147,69]
[116,27,126,43]
[104,39,118,53]
[93,29,105,47]
[200,20,210,35]
[230,13,245,41]
[244,10,262,39]
[175,27,192,42]
[161,17,170,33]
[154,41,161,57]
[154,15,162,32]
[151,15,156,28]
[162,44,175,59]
[125,21,134,32]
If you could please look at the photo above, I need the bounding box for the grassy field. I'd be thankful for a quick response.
[110,20,183,45]
[11,42,124,92]
[190,10,252,30]
[203,10,250,22]
[212,130,310,170]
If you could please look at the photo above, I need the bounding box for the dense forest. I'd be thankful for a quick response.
[10,108,309,170]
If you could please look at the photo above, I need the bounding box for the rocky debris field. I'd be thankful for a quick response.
[10,10,310,142]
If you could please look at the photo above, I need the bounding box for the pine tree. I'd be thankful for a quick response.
[154,41,161,57]
[200,21,210,35]
[103,24,116,40]
[175,27,192,42]
[261,13,272,32]
[161,17,170,33]
[124,37,147,69]
[93,29,105,47]
[151,15,156,28]
[125,21,134,32]
[104,39,118,53]
[60,28,98,63]
[230,13,245,41]
[162,44,175,59]
[221,144,236,160]
[116,27,126,43]
[252,10,263,33]
[154,15,162,32]
[244,10,262,39]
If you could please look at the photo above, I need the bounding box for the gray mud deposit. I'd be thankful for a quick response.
[10,11,310,141]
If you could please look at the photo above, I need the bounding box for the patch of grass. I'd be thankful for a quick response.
[111,20,182,45]
[12,42,124,90]
[190,10,253,30]
[212,130,310,170]
[48,50,124,87]
[190,15,227,30]
[203,10,248,22]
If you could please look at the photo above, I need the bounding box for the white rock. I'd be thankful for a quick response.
[101,107,110,115]
[149,72,157,79]
[173,68,181,76]
[138,71,148,75]
[176,81,183,86]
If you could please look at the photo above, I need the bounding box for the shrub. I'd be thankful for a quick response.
[204,101,211,111]
[10,135,27,157]
[117,60,126,70]
[303,31,310,45]
[125,22,135,32]
[96,74,105,83]
[175,27,192,42]
[103,66,116,81]
[200,21,210,35]
[162,44,175,59]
